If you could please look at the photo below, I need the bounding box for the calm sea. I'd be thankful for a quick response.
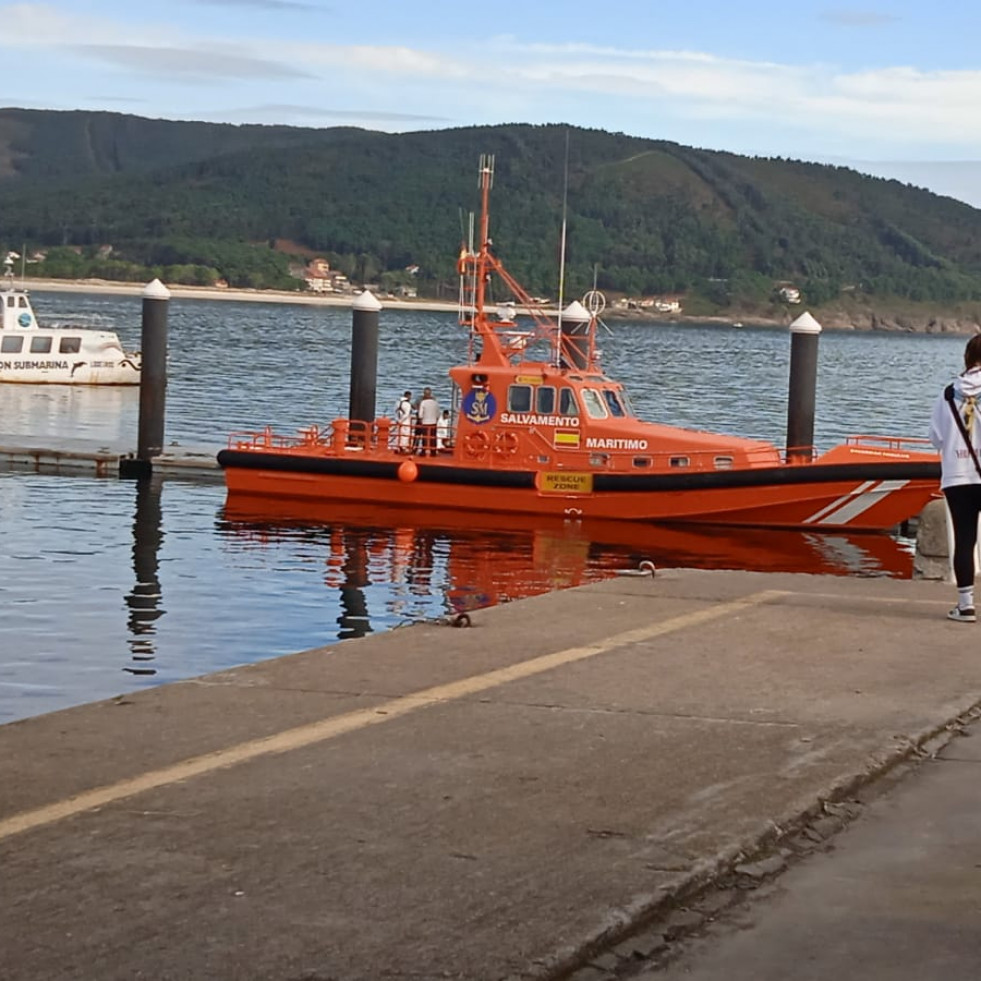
[0,290,962,724]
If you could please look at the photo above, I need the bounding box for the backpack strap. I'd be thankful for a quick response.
[946,384,981,479]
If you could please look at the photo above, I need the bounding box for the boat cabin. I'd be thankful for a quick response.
[1,288,39,332]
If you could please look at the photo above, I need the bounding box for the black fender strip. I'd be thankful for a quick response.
[217,450,939,493]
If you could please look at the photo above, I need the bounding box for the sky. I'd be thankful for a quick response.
[4,0,981,205]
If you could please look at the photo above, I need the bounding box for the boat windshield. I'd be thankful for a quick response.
[602,389,627,417]
[581,389,609,419]
[559,387,579,417]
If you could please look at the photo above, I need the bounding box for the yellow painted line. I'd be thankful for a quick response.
[0,589,784,842]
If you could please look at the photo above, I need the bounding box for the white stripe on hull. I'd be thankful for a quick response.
[804,479,910,526]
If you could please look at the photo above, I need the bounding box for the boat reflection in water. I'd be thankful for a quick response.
[219,496,915,637]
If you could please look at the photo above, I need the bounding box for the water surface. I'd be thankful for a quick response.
[0,290,960,724]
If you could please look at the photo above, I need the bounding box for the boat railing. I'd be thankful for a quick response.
[228,427,309,451]
[228,418,397,455]
[844,434,935,452]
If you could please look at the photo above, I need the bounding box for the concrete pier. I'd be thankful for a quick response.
[1,568,980,980]
[0,433,222,479]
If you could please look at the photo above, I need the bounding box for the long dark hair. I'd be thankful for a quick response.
[965,334,981,370]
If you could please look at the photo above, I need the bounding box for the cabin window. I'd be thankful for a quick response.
[559,388,579,417]
[670,456,690,468]
[619,389,636,415]
[5,296,14,307]
[508,385,532,413]
[18,297,28,308]
[59,337,81,354]
[602,389,626,417]
[632,457,652,468]
[30,336,52,354]
[581,388,609,419]
[1,336,23,353]
[536,386,556,413]
[714,456,734,470]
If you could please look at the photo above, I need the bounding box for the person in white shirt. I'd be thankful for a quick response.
[416,387,441,457]
[436,409,452,452]
[929,334,981,622]
[394,390,413,453]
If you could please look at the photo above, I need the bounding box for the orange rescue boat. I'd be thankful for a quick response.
[219,156,940,531]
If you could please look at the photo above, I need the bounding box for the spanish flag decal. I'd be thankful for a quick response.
[553,430,581,448]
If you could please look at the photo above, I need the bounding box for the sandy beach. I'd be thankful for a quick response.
[22,277,464,314]
[19,277,789,326]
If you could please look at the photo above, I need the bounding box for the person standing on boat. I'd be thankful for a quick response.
[394,390,414,453]
[436,409,453,452]
[929,333,981,622]
[417,387,441,457]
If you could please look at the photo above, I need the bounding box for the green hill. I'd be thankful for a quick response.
[2,108,981,314]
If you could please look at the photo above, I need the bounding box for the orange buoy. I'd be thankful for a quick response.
[397,460,419,483]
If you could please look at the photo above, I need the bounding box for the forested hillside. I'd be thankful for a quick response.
[2,108,980,314]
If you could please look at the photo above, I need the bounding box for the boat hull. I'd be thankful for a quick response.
[0,350,140,384]
[0,369,139,384]
[219,449,941,531]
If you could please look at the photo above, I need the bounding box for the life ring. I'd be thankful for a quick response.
[464,430,490,460]
[493,431,520,459]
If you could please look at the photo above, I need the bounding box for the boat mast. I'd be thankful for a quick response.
[474,154,494,322]
[458,153,569,368]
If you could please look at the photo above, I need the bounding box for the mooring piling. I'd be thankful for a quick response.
[122,279,171,477]
[559,300,591,370]
[785,310,822,463]
[349,290,382,432]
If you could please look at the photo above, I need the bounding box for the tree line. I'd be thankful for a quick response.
[3,117,981,309]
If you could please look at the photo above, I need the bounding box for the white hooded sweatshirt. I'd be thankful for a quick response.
[929,366,981,488]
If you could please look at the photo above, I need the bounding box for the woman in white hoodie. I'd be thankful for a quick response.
[929,334,981,622]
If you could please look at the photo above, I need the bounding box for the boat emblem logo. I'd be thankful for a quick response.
[17,313,31,328]
[463,389,496,425]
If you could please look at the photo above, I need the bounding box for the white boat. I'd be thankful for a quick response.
[0,254,140,385]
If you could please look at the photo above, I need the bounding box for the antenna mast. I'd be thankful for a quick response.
[555,131,570,367]
[475,154,495,320]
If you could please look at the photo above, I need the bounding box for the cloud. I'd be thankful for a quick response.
[213,104,450,124]
[1,2,162,45]
[293,42,470,79]
[819,8,900,27]
[4,4,981,157]
[70,44,315,81]
[85,94,150,104]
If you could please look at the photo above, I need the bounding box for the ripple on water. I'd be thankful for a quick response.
[0,301,959,725]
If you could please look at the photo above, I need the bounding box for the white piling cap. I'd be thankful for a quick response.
[789,311,822,334]
[143,278,171,300]
[562,299,591,323]
[353,290,383,312]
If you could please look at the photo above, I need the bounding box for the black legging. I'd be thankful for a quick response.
[943,484,981,587]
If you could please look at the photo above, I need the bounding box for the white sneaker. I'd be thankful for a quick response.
[947,606,977,623]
